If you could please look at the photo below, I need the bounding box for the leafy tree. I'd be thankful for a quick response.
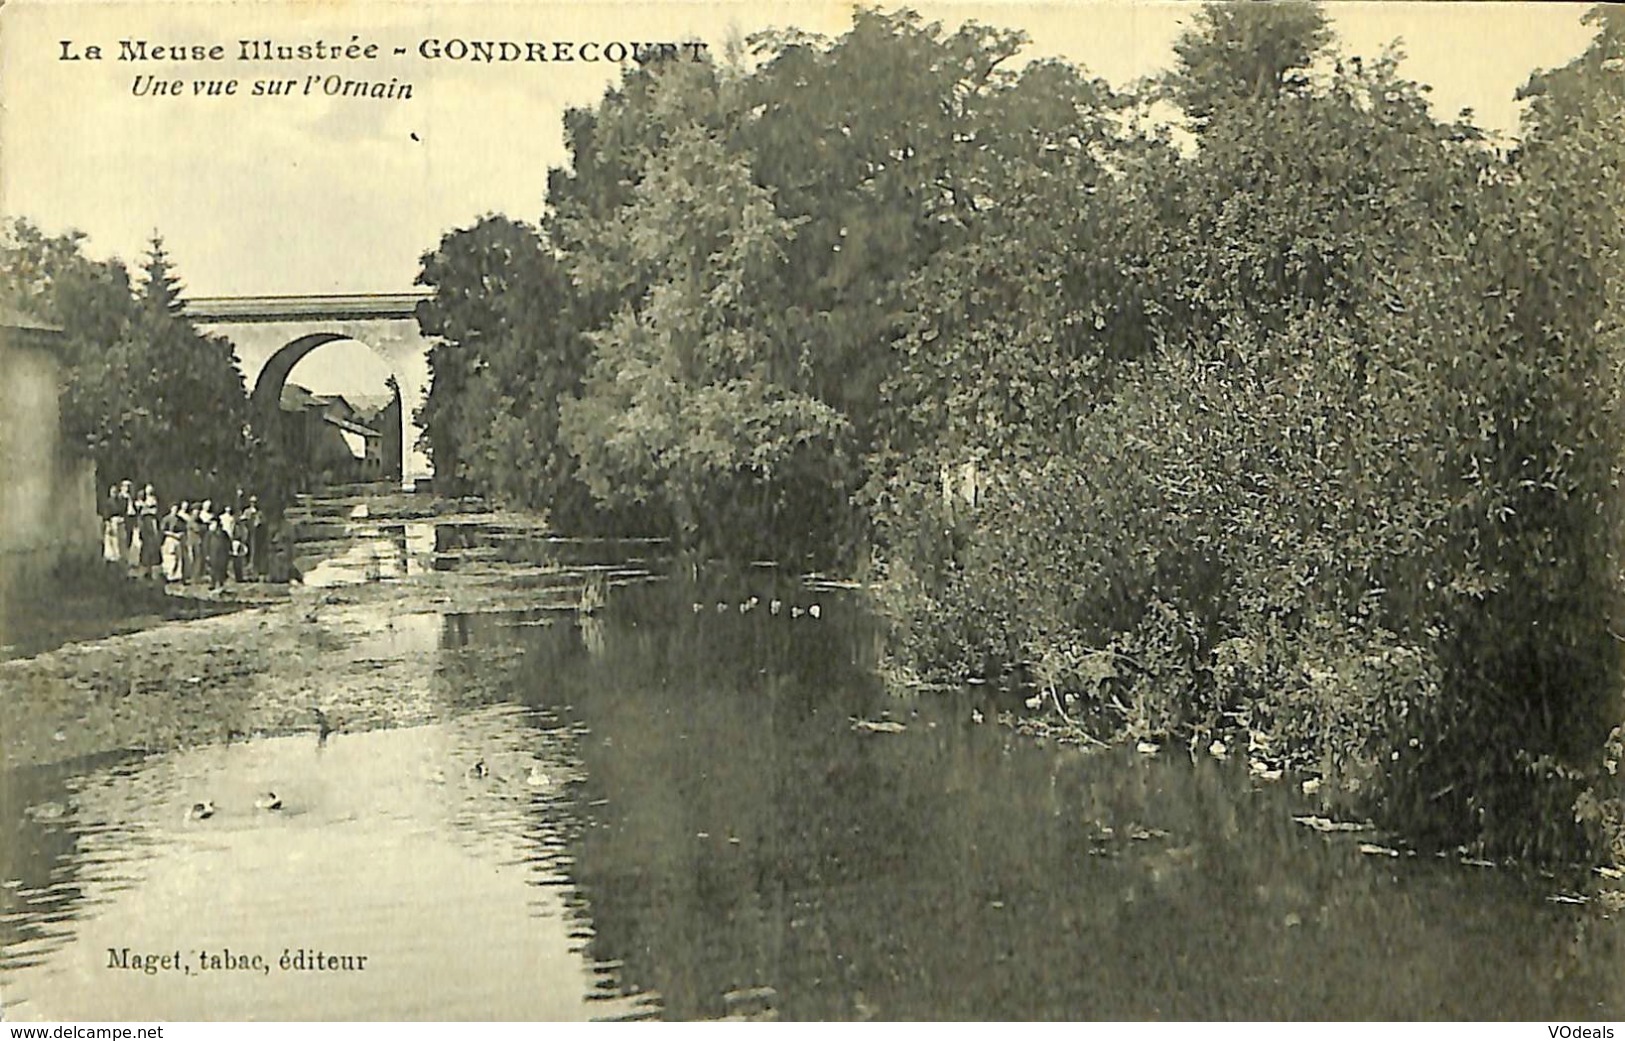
[1164,1,1332,127]
[738,9,1044,490]
[0,219,253,501]
[558,120,850,562]
[0,220,131,376]
[546,12,1064,560]
[414,214,595,521]
[545,58,731,334]
[875,57,1132,467]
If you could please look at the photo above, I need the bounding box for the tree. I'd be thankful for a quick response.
[558,120,850,562]
[139,232,185,315]
[0,219,253,500]
[543,11,1062,560]
[875,56,1131,469]
[1164,1,1333,128]
[738,10,1035,455]
[0,220,132,375]
[414,215,593,520]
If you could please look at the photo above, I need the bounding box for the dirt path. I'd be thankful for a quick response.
[0,565,590,774]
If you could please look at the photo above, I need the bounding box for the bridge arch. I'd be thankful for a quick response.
[249,332,347,415]
[249,332,405,484]
[186,293,435,488]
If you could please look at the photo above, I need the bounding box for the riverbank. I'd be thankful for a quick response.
[0,534,603,775]
[0,486,479,662]
[0,562,252,663]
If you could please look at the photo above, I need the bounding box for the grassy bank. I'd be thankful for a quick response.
[0,560,249,662]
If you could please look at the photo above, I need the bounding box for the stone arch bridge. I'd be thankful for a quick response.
[186,292,435,486]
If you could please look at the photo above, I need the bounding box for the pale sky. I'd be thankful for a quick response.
[0,1,1601,393]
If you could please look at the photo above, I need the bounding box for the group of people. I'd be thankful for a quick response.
[100,480,285,588]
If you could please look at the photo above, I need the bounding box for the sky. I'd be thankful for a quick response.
[0,1,1602,393]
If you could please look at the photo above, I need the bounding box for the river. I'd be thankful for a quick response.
[2,493,1622,1020]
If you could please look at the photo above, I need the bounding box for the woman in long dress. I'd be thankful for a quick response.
[136,486,162,579]
[160,503,185,582]
[241,496,262,579]
[178,501,198,582]
[101,485,124,564]
[118,480,137,569]
[206,516,231,589]
[193,500,213,583]
[263,519,289,583]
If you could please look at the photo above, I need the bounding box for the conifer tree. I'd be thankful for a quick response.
[139,232,185,315]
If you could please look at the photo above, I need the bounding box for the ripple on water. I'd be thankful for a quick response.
[0,707,651,1021]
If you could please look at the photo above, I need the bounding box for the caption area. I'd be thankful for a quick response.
[107,947,368,976]
[60,36,713,103]
[129,74,411,99]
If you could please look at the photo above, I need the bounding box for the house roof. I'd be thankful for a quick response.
[1,305,67,351]
[281,383,384,439]
[323,413,381,439]
[279,383,320,411]
[0,305,62,333]
[314,393,356,415]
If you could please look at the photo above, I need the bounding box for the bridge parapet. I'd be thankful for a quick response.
[185,292,433,324]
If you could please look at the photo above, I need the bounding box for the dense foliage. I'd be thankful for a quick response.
[874,5,1625,863]
[413,4,1625,862]
[0,223,273,503]
[414,215,601,523]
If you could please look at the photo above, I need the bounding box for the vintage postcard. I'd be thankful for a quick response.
[2,0,1623,1024]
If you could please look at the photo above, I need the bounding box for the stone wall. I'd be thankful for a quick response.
[0,338,99,613]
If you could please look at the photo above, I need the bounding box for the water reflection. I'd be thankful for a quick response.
[294,517,661,591]
[294,521,436,588]
[4,575,1623,1020]
[492,582,1625,1021]
[0,710,649,1021]
[430,525,664,573]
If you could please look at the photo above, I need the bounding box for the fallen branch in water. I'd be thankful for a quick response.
[850,718,907,734]
[1046,684,1109,746]
[1293,815,1370,833]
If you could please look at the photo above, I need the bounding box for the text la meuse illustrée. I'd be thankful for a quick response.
[62,38,383,62]
[60,38,710,63]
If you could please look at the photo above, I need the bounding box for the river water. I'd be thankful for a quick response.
[3,512,1624,1020]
